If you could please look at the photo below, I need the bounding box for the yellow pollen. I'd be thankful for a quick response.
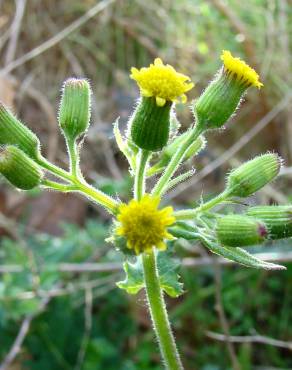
[116,194,176,255]
[221,50,263,89]
[130,58,194,107]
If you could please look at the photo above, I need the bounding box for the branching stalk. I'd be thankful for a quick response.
[37,156,118,212]
[152,125,203,197]
[174,189,231,220]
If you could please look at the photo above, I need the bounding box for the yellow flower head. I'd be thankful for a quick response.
[221,50,263,89]
[130,58,194,107]
[116,194,175,255]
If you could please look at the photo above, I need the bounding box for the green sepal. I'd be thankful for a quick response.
[226,153,282,197]
[247,205,292,239]
[59,78,91,141]
[0,103,41,159]
[117,251,184,297]
[216,214,268,247]
[130,97,172,151]
[194,70,246,129]
[203,239,285,270]
[0,145,43,190]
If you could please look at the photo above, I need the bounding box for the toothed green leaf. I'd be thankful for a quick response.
[204,240,285,270]
[116,257,144,294]
[117,251,184,297]
[157,251,184,297]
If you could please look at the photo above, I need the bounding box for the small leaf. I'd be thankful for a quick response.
[157,251,184,297]
[116,257,144,294]
[117,251,184,297]
[204,239,286,270]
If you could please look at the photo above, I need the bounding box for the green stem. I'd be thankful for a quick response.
[37,156,118,213]
[152,125,203,197]
[75,179,118,213]
[37,155,73,182]
[67,138,80,179]
[142,249,184,370]
[41,179,78,192]
[134,149,150,200]
[134,148,184,369]
[174,189,231,220]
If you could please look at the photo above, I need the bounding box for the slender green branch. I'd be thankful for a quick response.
[37,155,119,212]
[134,149,150,200]
[75,179,119,213]
[142,250,184,370]
[161,169,195,195]
[152,125,203,197]
[174,189,231,220]
[67,138,80,179]
[41,179,78,192]
[36,155,73,182]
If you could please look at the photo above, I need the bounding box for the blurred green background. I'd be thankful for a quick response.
[0,0,291,369]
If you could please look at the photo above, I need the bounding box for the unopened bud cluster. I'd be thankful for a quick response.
[0,78,91,190]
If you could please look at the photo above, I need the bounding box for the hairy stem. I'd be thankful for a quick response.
[134,149,150,200]
[134,147,184,369]
[37,156,118,212]
[152,125,203,197]
[142,249,184,370]
[67,138,80,179]
[174,189,231,220]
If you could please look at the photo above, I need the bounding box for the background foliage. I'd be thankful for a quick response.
[0,0,291,369]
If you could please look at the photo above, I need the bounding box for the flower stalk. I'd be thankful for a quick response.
[134,146,184,370]
[142,249,184,370]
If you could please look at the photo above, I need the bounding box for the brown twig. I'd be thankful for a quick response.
[0,0,117,76]
[0,296,50,370]
[1,251,291,274]
[206,331,292,351]
[4,0,27,66]
[213,261,241,370]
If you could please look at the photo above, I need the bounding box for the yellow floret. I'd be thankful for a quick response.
[116,194,175,255]
[221,50,263,89]
[130,58,194,107]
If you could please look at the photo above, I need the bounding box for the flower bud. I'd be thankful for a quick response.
[0,103,41,159]
[247,206,292,240]
[129,58,194,151]
[194,50,263,129]
[130,97,172,151]
[216,215,268,247]
[226,153,281,197]
[0,145,43,190]
[58,78,91,141]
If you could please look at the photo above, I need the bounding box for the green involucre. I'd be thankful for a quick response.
[130,97,172,151]
[194,69,246,129]
[247,205,292,240]
[59,78,91,141]
[216,214,268,247]
[226,153,281,197]
[0,103,41,159]
[0,145,43,190]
